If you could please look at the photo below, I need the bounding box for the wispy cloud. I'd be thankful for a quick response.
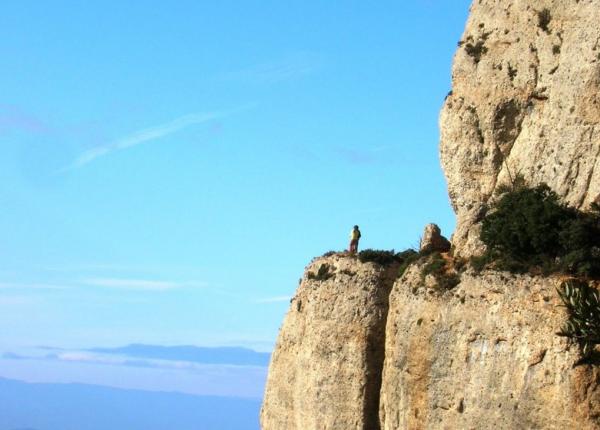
[7,345,270,368]
[82,277,205,291]
[65,106,252,170]
[254,295,292,304]
[222,52,319,84]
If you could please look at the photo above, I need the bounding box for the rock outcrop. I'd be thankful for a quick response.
[262,255,600,429]
[440,0,600,256]
[380,264,600,430]
[260,255,399,430]
[419,223,451,254]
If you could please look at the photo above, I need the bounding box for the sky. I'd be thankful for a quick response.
[0,0,473,360]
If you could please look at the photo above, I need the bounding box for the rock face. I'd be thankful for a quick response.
[260,255,399,430]
[262,256,600,429]
[440,0,600,256]
[419,223,451,253]
[380,265,600,430]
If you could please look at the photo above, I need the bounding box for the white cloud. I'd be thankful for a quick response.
[64,105,252,170]
[254,295,292,304]
[82,277,205,291]
[39,349,267,371]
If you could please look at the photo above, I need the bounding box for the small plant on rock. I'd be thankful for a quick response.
[464,40,488,63]
[538,8,552,34]
[397,249,420,277]
[421,252,461,290]
[557,279,600,360]
[459,32,491,64]
[307,263,334,281]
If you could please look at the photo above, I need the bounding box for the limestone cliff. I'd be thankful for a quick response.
[261,254,600,429]
[440,0,600,256]
[260,255,399,429]
[262,1,600,428]
[380,264,600,430]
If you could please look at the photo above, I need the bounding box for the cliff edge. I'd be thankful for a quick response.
[261,254,600,429]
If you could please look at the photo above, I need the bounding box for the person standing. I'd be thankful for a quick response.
[349,225,361,254]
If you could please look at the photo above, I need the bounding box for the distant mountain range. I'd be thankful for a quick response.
[0,377,260,430]
[86,343,271,366]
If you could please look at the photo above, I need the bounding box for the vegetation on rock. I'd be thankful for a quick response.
[557,279,600,360]
[397,250,421,277]
[421,252,461,290]
[357,249,420,267]
[358,249,399,266]
[537,8,552,34]
[474,183,600,278]
[307,263,335,281]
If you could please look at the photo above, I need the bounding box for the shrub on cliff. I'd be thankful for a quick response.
[480,184,571,270]
[358,249,399,266]
[477,184,600,277]
[358,249,418,267]
[557,279,600,361]
[558,203,600,277]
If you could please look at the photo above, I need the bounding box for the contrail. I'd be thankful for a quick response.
[64,104,254,170]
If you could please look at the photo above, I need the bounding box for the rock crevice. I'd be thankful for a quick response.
[260,255,399,430]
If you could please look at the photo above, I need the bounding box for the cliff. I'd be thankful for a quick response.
[440,0,600,256]
[260,256,399,429]
[261,1,600,428]
[261,254,600,429]
[380,264,600,429]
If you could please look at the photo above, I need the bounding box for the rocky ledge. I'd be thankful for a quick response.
[261,254,600,429]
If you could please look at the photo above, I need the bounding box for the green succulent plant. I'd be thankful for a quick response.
[557,279,600,359]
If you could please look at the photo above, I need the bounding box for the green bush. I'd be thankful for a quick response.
[478,184,600,277]
[481,184,571,262]
[358,249,399,266]
[558,204,600,277]
[356,248,424,272]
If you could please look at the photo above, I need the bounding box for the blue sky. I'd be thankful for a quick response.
[0,1,472,357]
